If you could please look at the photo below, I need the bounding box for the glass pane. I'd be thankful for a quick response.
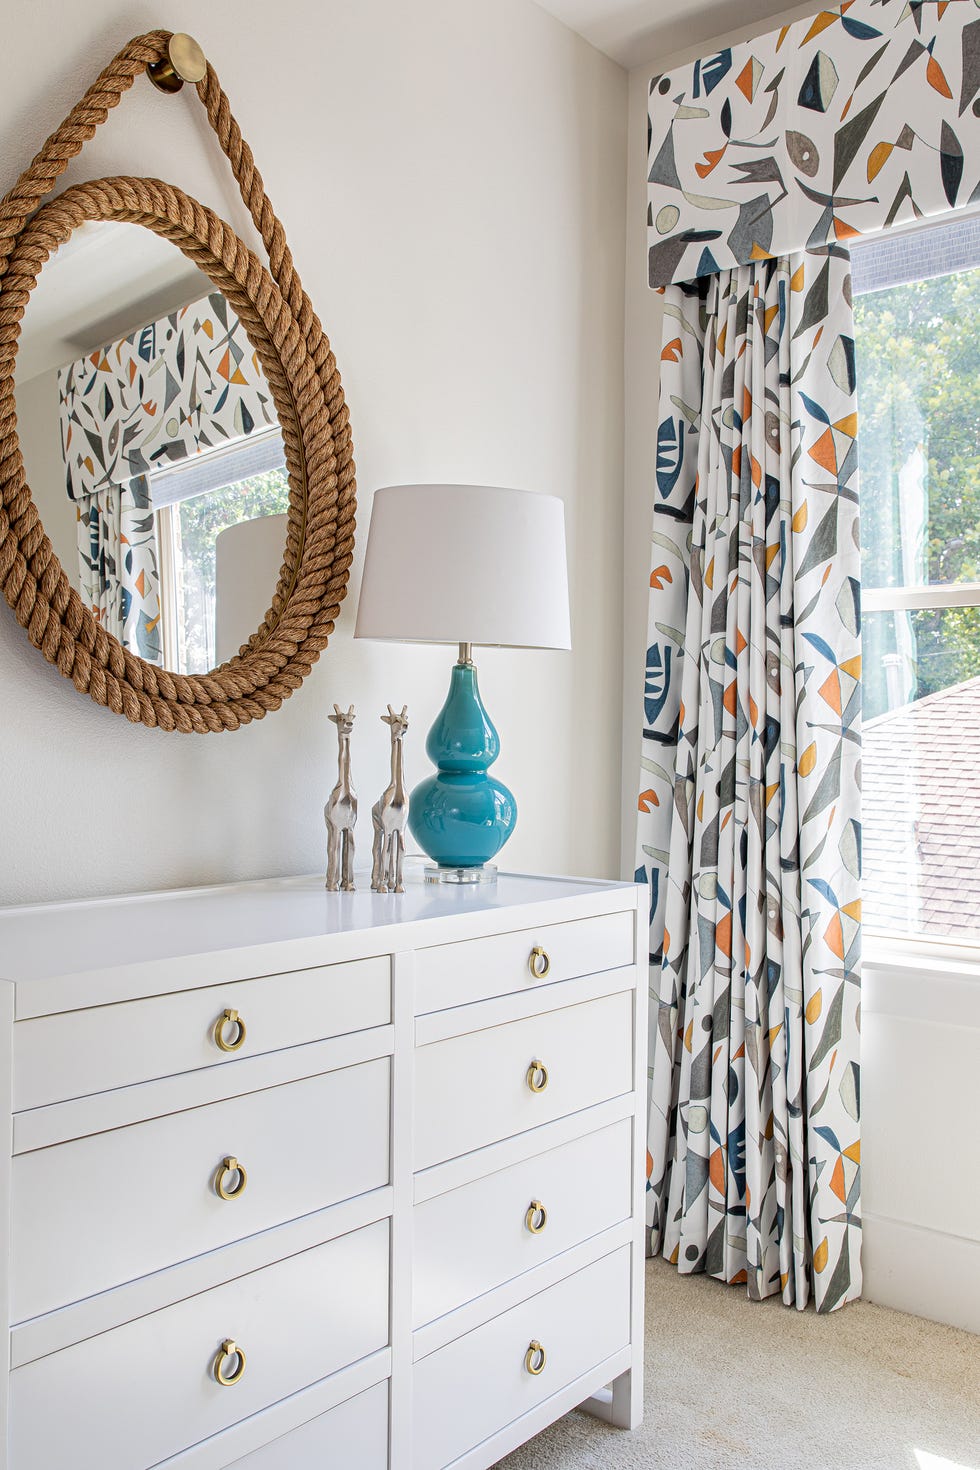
[863,606,980,721]
[864,644,980,942]
[175,468,290,675]
[853,265,980,592]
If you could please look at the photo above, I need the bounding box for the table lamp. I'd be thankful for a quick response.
[354,484,571,883]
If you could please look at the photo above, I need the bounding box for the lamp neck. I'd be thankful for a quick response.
[457,642,474,667]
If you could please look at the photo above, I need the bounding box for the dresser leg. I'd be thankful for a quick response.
[579,1365,642,1430]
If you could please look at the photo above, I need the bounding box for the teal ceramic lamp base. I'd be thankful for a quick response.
[408,648,516,884]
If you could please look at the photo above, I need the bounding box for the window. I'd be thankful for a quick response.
[152,429,290,674]
[852,213,980,943]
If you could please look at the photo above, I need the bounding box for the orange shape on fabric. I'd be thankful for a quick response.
[842,899,862,922]
[763,303,780,334]
[696,145,728,178]
[650,564,673,589]
[730,1269,748,1285]
[813,1236,830,1273]
[731,444,742,480]
[765,783,779,808]
[709,1148,726,1195]
[128,360,138,385]
[723,681,738,716]
[803,12,838,44]
[735,627,747,655]
[799,742,817,777]
[834,412,859,438]
[776,25,790,50]
[805,989,823,1024]
[792,501,809,532]
[749,694,759,728]
[717,323,728,355]
[809,427,837,473]
[647,1149,654,1180]
[926,54,953,98]
[716,912,733,959]
[790,262,805,292]
[839,655,861,679]
[661,337,683,362]
[765,543,780,572]
[867,141,893,182]
[830,1155,847,1202]
[749,243,774,262]
[735,58,755,100]
[201,319,214,339]
[743,386,753,424]
[134,569,146,598]
[825,911,845,960]
[819,668,843,714]
[142,401,158,416]
[705,558,715,590]
[833,217,861,241]
[684,1020,694,1053]
[844,1141,861,1164]
[696,791,704,823]
[638,788,660,813]
[750,455,762,488]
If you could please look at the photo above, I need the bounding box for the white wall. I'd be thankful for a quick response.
[622,6,980,1334]
[0,0,627,904]
[14,368,76,576]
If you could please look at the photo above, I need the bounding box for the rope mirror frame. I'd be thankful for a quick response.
[0,31,355,733]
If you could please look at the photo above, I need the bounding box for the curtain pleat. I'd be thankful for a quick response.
[637,247,862,1312]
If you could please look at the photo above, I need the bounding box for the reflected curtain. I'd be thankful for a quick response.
[75,474,162,663]
[635,246,863,1313]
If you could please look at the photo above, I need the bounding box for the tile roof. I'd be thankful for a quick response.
[863,675,980,939]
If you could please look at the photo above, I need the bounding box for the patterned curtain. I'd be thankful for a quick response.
[59,290,278,663]
[76,476,161,663]
[635,246,862,1313]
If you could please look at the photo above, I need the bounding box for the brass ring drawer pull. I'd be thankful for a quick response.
[528,946,551,979]
[524,1340,547,1376]
[213,1339,246,1386]
[525,1200,548,1234]
[212,1008,247,1053]
[214,1156,248,1201]
[526,1059,549,1093]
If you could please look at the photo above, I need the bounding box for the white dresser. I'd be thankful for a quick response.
[0,870,646,1469]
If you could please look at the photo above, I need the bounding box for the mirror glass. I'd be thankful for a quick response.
[15,221,290,676]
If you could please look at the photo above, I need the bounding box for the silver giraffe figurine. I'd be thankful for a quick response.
[325,704,357,892]
[371,705,409,894]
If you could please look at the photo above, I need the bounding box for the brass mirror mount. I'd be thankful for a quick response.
[147,32,207,93]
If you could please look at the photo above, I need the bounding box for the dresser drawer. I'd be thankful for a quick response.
[229,1380,388,1468]
[415,990,632,1169]
[13,954,391,1111]
[414,1118,632,1326]
[10,1219,390,1470]
[12,1057,390,1322]
[413,1245,630,1470]
[416,910,634,1013]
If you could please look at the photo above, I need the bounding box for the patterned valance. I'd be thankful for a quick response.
[648,0,980,287]
[58,290,277,502]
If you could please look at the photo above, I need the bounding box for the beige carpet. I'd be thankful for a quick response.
[495,1258,980,1469]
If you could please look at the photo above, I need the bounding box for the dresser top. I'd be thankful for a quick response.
[0,868,638,1016]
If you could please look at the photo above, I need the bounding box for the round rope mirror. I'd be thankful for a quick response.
[0,31,355,732]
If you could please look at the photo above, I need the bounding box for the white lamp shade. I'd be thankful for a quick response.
[215,513,287,664]
[354,485,571,650]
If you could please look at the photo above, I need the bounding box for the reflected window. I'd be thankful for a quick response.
[853,214,980,942]
[151,429,289,674]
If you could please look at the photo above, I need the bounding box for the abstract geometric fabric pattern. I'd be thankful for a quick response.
[58,291,277,663]
[635,246,863,1312]
[648,0,980,287]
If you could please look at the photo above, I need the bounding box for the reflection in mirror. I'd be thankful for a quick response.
[16,221,289,676]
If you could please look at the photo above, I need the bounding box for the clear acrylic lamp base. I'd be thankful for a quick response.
[424,864,498,886]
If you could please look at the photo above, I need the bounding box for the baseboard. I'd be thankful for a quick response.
[862,1212,980,1334]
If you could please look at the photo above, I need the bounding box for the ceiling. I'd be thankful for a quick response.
[533,0,807,69]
